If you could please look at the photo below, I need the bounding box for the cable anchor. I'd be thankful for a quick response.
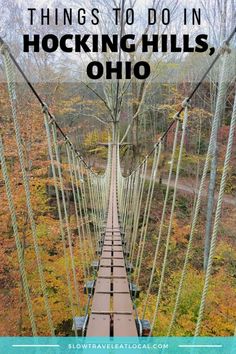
[181,97,191,108]
[219,40,231,55]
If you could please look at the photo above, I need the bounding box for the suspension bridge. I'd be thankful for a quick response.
[0,26,235,338]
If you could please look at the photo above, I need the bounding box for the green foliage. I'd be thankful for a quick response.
[83,129,109,159]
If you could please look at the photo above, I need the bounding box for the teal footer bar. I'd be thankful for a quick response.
[0,337,235,354]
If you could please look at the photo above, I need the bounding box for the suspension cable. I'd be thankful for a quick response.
[0,37,97,176]
[123,26,236,176]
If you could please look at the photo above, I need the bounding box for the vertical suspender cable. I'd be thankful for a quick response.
[167,48,231,335]
[51,122,80,310]
[136,142,162,285]
[130,160,147,265]
[66,144,87,280]
[150,100,189,335]
[43,111,78,333]
[142,119,180,319]
[134,146,158,281]
[0,135,37,336]
[194,59,235,338]
[71,151,90,277]
[2,48,55,336]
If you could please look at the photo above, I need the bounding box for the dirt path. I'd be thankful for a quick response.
[93,161,236,208]
[160,177,236,207]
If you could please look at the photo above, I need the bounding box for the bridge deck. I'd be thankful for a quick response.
[86,146,137,336]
